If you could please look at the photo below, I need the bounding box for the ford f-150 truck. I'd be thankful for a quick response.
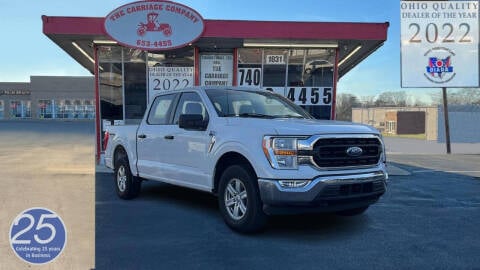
[104,87,387,233]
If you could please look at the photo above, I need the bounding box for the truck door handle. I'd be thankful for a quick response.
[164,135,174,140]
[138,134,147,139]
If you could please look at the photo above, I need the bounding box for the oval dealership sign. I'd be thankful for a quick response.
[104,0,204,51]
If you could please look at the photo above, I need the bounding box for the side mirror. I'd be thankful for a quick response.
[179,114,207,131]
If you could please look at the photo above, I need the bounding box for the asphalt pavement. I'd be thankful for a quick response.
[96,154,480,270]
[0,120,95,270]
[2,120,479,270]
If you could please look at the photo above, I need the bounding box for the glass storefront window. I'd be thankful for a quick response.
[84,100,95,119]
[263,49,288,89]
[53,99,95,119]
[237,48,335,119]
[54,99,68,119]
[0,100,4,119]
[54,100,63,118]
[99,46,123,122]
[148,47,194,67]
[98,46,122,62]
[38,99,53,118]
[237,48,262,88]
[124,49,147,123]
[11,100,31,118]
[74,99,82,118]
[147,47,194,102]
[302,49,335,87]
[287,49,335,119]
[65,100,75,118]
[11,101,21,117]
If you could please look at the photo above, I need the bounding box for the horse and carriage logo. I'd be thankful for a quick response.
[137,12,172,37]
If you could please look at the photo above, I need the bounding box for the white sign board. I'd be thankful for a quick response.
[286,87,333,106]
[148,66,194,102]
[265,55,285,65]
[401,1,479,87]
[200,54,233,86]
[104,1,204,51]
[238,68,262,87]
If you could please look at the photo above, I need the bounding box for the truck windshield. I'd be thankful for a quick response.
[205,89,312,119]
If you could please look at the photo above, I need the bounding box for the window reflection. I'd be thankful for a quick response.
[237,48,335,119]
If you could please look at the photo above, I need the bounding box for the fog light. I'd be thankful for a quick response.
[278,180,311,188]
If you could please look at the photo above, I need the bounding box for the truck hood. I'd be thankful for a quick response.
[226,118,379,136]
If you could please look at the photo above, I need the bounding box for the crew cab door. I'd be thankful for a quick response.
[136,93,178,179]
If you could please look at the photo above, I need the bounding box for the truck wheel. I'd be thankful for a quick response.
[336,206,369,216]
[114,156,141,200]
[218,165,267,233]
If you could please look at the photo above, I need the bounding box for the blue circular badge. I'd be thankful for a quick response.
[9,207,67,265]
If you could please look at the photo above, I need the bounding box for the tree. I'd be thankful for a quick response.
[429,88,480,105]
[335,93,360,121]
[374,91,407,107]
[359,95,376,107]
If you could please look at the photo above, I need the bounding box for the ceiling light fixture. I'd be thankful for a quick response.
[72,42,95,64]
[243,42,338,48]
[93,40,118,45]
[338,45,362,67]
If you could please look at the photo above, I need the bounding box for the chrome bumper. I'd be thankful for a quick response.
[258,170,387,213]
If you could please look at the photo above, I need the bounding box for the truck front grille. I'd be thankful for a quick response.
[311,137,382,168]
[318,180,386,199]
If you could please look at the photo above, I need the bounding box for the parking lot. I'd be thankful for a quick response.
[1,120,478,270]
[96,148,480,269]
[0,120,95,270]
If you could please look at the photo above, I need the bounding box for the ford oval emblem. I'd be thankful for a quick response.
[346,146,363,157]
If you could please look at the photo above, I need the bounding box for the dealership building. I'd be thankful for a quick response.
[0,76,94,120]
[41,0,389,161]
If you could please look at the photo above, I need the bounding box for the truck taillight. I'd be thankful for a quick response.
[103,131,109,151]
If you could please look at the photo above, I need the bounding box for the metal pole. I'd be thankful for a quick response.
[442,87,451,154]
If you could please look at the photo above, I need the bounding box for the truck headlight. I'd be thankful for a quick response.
[263,136,298,169]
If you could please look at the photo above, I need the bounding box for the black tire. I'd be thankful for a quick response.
[218,165,267,233]
[336,206,369,216]
[114,156,141,200]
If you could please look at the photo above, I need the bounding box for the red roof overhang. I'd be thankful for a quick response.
[42,16,389,77]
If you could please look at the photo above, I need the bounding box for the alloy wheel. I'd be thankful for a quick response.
[224,178,248,220]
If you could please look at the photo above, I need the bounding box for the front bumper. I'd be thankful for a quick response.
[258,170,387,215]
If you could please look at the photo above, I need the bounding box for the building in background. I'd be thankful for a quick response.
[352,106,480,143]
[0,82,30,119]
[437,105,480,143]
[352,107,438,140]
[0,76,94,120]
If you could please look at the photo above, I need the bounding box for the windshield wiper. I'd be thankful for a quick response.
[237,113,274,119]
[273,115,305,119]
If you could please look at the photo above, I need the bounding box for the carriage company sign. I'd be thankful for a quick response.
[104,0,204,51]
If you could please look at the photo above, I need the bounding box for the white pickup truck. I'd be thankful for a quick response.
[104,87,387,233]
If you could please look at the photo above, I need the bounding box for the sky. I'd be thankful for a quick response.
[0,0,438,102]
